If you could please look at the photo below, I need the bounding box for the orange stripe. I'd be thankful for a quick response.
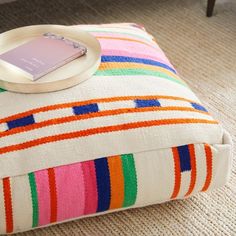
[0,95,199,124]
[99,62,181,81]
[3,178,13,233]
[185,144,197,197]
[0,118,218,156]
[171,147,181,199]
[108,156,125,209]
[96,36,156,49]
[201,144,213,192]
[0,106,211,138]
[48,168,57,223]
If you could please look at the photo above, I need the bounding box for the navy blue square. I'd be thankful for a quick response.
[135,99,160,108]
[73,103,99,115]
[7,115,35,130]
[191,103,207,112]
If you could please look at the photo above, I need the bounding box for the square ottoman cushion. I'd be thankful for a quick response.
[0,23,232,234]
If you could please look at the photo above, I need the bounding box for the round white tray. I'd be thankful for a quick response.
[0,25,101,93]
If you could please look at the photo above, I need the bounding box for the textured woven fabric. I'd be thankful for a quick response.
[0,23,232,234]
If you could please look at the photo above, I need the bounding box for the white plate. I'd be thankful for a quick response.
[0,25,101,93]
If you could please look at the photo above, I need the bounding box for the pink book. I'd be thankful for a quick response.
[0,33,87,81]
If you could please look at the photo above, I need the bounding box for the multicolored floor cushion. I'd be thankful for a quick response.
[0,23,233,234]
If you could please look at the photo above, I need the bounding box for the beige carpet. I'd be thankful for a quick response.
[0,0,236,235]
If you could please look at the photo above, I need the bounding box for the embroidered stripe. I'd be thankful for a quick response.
[185,144,197,196]
[93,30,152,43]
[0,106,210,139]
[95,69,186,86]
[97,62,180,85]
[101,56,176,74]
[201,144,213,191]
[102,50,173,67]
[0,119,218,155]
[88,29,153,41]
[81,161,98,215]
[99,63,179,81]
[55,163,85,221]
[177,145,191,172]
[95,158,111,212]
[121,154,137,207]
[171,147,181,199]
[28,173,39,228]
[96,36,156,49]
[3,178,13,233]
[108,156,124,209]
[48,168,57,223]
[35,170,51,226]
[0,95,201,124]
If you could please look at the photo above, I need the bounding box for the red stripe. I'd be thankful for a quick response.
[171,147,181,199]
[0,95,199,124]
[3,178,13,233]
[185,144,197,197]
[81,161,98,215]
[0,106,210,139]
[0,118,218,155]
[201,144,213,191]
[48,168,57,223]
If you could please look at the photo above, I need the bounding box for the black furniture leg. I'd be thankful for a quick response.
[207,0,216,17]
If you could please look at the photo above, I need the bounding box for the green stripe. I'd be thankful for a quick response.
[0,88,6,93]
[121,154,137,207]
[95,68,187,87]
[28,173,39,227]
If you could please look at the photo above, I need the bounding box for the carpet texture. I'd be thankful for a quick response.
[0,0,236,235]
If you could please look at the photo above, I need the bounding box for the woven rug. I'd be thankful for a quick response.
[0,0,235,235]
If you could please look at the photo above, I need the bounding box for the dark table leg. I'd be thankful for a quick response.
[207,0,216,17]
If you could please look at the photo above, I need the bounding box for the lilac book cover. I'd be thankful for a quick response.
[0,33,87,81]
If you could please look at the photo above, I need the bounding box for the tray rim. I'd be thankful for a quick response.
[0,24,101,93]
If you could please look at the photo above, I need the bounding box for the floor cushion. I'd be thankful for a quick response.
[0,23,232,234]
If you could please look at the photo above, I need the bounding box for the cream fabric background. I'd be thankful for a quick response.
[0,0,235,235]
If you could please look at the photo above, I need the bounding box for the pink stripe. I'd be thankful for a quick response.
[55,163,85,222]
[81,161,98,215]
[98,39,167,60]
[93,32,153,42]
[102,49,174,68]
[35,170,51,226]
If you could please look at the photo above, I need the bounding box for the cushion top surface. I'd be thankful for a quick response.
[0,23,223,178]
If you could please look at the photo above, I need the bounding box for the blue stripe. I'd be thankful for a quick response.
[135,99,160,108]
[177,145,191,172]
[101,56,177,74]
[7,115,35,130]
[94,158,111,212]
[191,103,208,112]
[73,103,99,115]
